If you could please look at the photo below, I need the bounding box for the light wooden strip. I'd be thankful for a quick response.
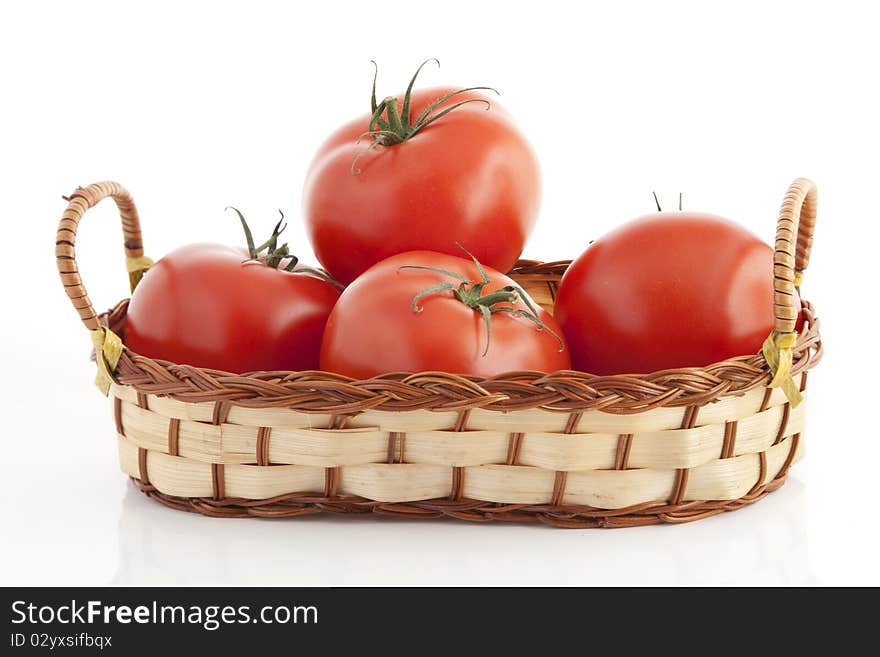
[225,406,334,429]
[463,437,803,508]
[119,437,212,497]
[564,468,678,508]
[116,394,805,470]
[222,463,325,499]
[733,403,804,456]
[628,403,804,469]
[338,464,453,503]
[118,436,805,506]
[628,423,722,470]
[121,401,224,463]
[122,402,224,462]
[120,402,182,453]
[120,400,389,465]
[520,283,555,313]
[479,403,803,472]
[691,381,797,427]
[687,435,803,501]
[517,432,620,471]
[222,424,389,466]
[347,410,461,432]
[119,437,325,498]
[462,465,557,505]
[467,406,676,433]
[112,384,214,422]
[402,430,510,466]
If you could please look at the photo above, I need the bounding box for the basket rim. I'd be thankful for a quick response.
[59,181,822,416]
[101,288,822,415]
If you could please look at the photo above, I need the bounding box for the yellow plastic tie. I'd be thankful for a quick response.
[792,270,804,288]
[91,327,124,396]
[762,329,803,408]
[126,255,154,292]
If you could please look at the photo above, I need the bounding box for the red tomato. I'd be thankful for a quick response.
[554,212,797,375]
[303,68,540,285]
[125,244,340,373]
[320,251,570,378]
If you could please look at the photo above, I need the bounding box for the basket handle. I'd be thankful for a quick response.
[56,181,150,332]
[774,177,817,334]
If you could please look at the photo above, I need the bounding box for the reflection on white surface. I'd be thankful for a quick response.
[111,478,813,586]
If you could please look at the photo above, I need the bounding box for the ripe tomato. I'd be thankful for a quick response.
[320,251,570,378]
[554,212,797,375]
[303,62,540,285]
[125,216,341,373]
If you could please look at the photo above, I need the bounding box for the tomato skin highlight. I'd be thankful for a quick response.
[554,212,796,375]
[124,244,341,373]
[319,251,570,379]
[303,87,541,285]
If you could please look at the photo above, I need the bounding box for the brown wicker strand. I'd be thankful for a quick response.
[551,471,568,506]
[167,418,180,457]
[137,448,150,485]
[211,464,225,500]
[256,426,272,466]
[450,467,465,501]
[453,409,471,432]
[506,433,524,465]
[614,434,634,470]
[774,434,800,482]
[113,397,124,436]
[747,452,769,496]
[774,403,791,446]
[774,178,817,333]
[57,182,144,331]
[386,432,400,464]
[721,421,738,459]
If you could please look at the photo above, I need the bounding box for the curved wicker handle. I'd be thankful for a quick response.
[774,178,817,334]
[56,181,145,331]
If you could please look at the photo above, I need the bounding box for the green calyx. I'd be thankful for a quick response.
[226,207,343,289]
[351,60,499,173]
[400,245,565,357]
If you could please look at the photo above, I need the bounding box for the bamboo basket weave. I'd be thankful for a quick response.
[56,179,822,528]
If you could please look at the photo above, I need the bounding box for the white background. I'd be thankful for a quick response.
[1,0,878,585]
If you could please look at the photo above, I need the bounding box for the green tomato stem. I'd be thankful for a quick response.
[227,207,343,288]
[400,246,565,357]
[358,60,499,152]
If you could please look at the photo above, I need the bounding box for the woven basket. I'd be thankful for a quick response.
[56,179,822,528]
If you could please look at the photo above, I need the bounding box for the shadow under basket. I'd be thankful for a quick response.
[56,179,823,528]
